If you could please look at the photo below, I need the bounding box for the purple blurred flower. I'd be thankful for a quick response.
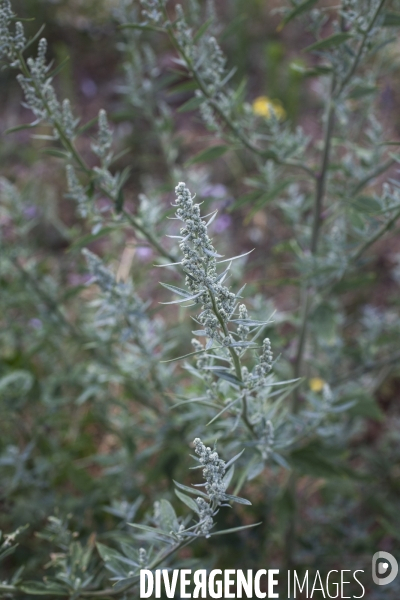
[81,78,98,98]
[136,246,153,261]
[213,214,232,233]
[200,183,228,199]
[29,318,42,329]
[23,205,38,219]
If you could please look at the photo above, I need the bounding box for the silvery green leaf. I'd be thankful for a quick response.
[154,261,182,267]
[161,348,207,364]
[128,523,176,543]
[159,499,179,533]
[330,401,357,413]
[203,247,224,258]
[246,461,265,481]
[223,493,252,505]
[222,465,235,488]
[230,318,273,326]
[209,523,262,536]
[175,490,200,513]
[266,378,301,387]
[160,282,196,298]
[225,341,260,348]
[0,544,18,563]
[171,397,219,409]
[225,448,245,469]
[217,250,254,265]
[271,452,290,469]
[304,32,352,53]
[205,210,218,227]
[212,370,244,386]
[160,290,205,304]
[19,582,69,596]
[220,66,238,87]
[277,0,318,30]
[206,397,240,426]
[215,263,232,283]
[235,284,246,298]
[174,481,208,500]
[193,16,214,41]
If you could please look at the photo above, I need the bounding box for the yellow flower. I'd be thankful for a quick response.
[309,378,326,393]
[252,96,286,120]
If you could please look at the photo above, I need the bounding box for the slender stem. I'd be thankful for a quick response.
[352,157,395,196]
[162,13,316,180]
[351,206,400,262]
[207,288,242,382]
[293,76,336,406]
[285,76,336,577]
[310,99,335,254]
[337,0,387,96]
[206,288,258,436]
[292,291,311,390]
[122,210,177,264]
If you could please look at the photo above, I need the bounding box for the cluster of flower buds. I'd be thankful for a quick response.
[0,1,25,66]
[193,438,226,505]
[174,182,236,342]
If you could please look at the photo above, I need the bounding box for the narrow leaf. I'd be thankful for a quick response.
[212,370,244,387]
[160,282,195,298]
[224,493,252,505]
[175,490,200,513]
[209,522,262,536]
[174,480,208,500]
[193,17,214,42]
[278,0,319,30]
[206,397,241,426]
[119,23,163,32]
[185,145,228,166]
[160,348,207,364]
[304,32,352,52]
[5,122,39,134]
[40,148,70,159]
[217,249,254,264]
[225,448,245,469]
[160,290,204,304]
[382,11,400,26]
[128,523,176,541]
[177,95,205,113]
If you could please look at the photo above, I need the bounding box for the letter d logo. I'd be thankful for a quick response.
[372,551,398,586]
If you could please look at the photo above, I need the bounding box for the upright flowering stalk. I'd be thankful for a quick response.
[174,438,252,539]
[162,183,297,465]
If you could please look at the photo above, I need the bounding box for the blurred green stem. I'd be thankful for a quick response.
[285,0,388,576]
[285,77,336,578]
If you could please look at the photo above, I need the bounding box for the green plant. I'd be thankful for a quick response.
[1,0,400,597]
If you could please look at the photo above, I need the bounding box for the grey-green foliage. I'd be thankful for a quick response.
[1,0,400,597]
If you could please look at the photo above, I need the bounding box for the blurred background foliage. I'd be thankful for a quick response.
[1,0,400,598]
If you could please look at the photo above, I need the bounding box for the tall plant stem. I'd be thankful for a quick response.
[284,0,388,575]
[293,82,336,406]
[284,82,335,577]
